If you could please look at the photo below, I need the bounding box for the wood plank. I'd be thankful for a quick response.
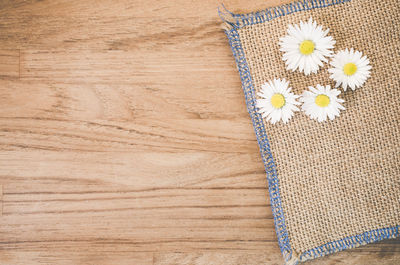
[154,241,400,265]
[0,251,152,265]
[154,253,283,265]
[0,184,2,216]
[0,162,275,252]
[0,0,291,50]
[0,50,19,78]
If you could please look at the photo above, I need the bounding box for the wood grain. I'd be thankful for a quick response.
[0,184,2,216]
[0,50,19,78]
[0,0,398,264]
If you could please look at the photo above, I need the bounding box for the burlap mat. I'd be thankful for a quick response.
[222,0,399,263]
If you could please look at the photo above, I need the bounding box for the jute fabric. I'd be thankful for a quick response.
[235,0,399,259]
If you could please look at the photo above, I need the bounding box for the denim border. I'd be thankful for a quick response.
[220,0,351,30]
[225,26,292,262]
[222,0,399,264]
[300,226,399,261]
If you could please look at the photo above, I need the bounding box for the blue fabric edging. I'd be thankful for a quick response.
[300,226,399,261]
[222,0,399,263]
[219,0,352,30]
[225,17,292,264]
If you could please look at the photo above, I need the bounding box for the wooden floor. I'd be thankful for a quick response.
[0,0,398,264]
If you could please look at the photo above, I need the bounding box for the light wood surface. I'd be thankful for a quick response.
[0,0,398,264]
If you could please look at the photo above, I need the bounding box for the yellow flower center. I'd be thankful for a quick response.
[271,93,286,109]
[299,40,315,55]
[315,94,330,107]
[343,63,357,76]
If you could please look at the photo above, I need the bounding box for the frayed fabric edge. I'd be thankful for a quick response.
[219,0,351,31]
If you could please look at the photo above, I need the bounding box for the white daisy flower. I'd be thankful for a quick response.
[279,17,335,75]
[256,79,300,124]
[328,48,372,91]
[300,84,345,122]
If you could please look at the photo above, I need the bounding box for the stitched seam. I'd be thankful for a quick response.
[226,27,292,262]
[300,226,400,261]
[222,0,351,30]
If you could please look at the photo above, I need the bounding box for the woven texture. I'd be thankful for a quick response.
[224,0,399,263]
